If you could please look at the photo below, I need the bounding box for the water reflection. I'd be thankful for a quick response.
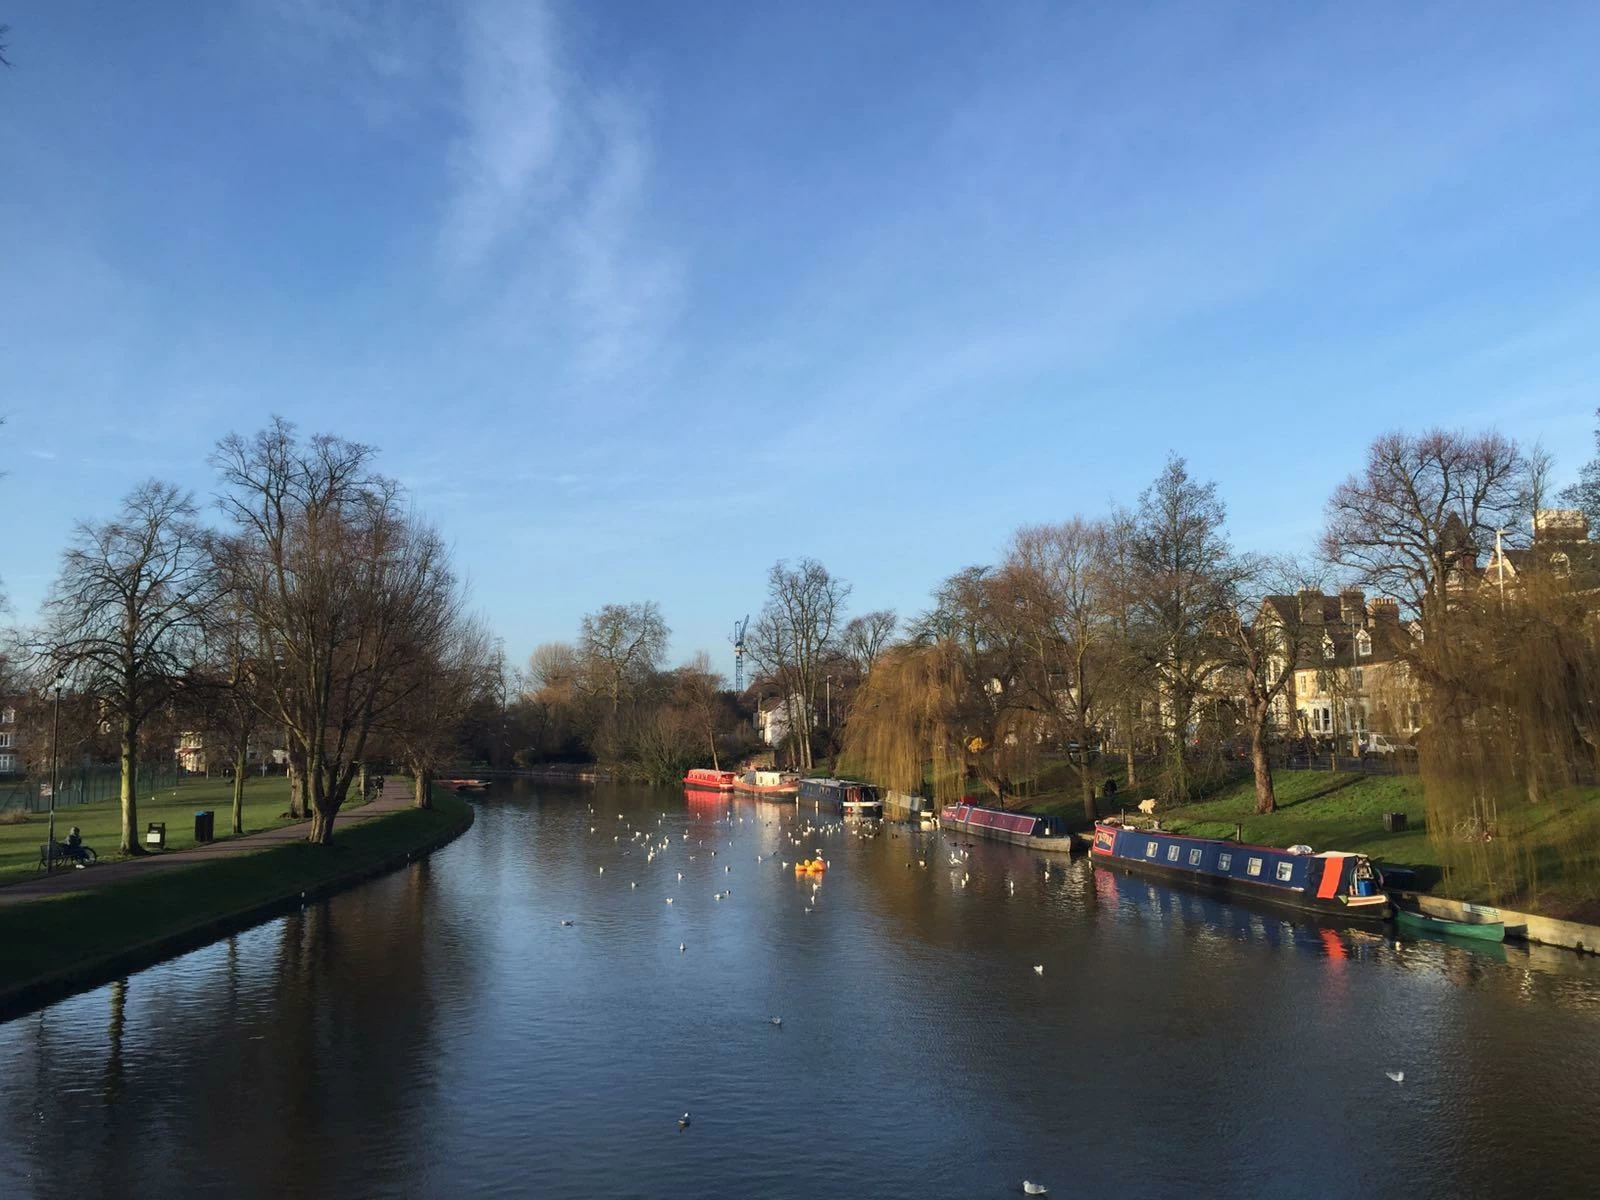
[1,782,1598,1199]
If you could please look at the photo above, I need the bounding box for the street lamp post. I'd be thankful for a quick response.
[46,673,63,871]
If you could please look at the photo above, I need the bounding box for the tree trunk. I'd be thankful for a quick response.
[232,744,247,835]
[119,716,144,856]
[1121,699,1138,787]
[358,761,369,801]
[413,768,432,810]
[288,753,305,819]
[1078,713,1097,824]
[707,726,719,772]
[308,805,334,844]
[1251,715,1276,815]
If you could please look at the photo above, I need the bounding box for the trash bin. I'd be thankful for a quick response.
[146,821,167,850]
[1383,811,1408,833]
[194,810,215,843]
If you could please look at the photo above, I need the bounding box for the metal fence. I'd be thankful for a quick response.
[0,765,182,815]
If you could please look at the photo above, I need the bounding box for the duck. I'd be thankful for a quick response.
[678,1112,691,1129]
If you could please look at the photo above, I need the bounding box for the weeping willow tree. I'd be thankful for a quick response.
[841,637,1045,806]
[1414,561,1600,904]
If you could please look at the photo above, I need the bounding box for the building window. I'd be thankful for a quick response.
[1551,552,1571,577]
[1166,844,1181,862]
[1247,857,1263,877]
[1352,667,1363,689]
[0,733,12,748]
[0,708,14,724]
[1218,853,1233,871]
[0,754,14,773]
[1146,841,1159,858]
[1188,848,1203,866]
[1276,862,1294,882]
[1356,631,1372,657]
[1322,635,1336,660]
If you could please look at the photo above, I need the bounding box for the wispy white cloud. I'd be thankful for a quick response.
[439,1,681,387]
[27,450,57,460]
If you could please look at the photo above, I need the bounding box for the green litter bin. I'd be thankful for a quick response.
[194,810,215,843]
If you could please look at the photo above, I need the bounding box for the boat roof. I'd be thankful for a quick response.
[1095,821,1365,860]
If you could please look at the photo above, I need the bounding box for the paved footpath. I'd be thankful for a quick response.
[0,786,413,907]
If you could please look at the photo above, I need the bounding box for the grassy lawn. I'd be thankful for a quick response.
[0,792,471,1012]
[1160,771,1434,873]
[0,778,301,887]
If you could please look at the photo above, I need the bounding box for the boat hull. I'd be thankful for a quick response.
[1395,905,1505,942]
[938,816,1075,853]
[731,780,799,797]
[683,770,737,792]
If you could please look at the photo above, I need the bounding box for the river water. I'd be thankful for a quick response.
[3,782,1600,1199]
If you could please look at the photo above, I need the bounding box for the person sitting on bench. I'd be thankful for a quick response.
[65,826,86,866]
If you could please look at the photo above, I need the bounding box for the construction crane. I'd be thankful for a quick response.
[731,614,750,692]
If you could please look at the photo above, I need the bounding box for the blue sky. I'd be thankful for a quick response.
[3,2,1598,677]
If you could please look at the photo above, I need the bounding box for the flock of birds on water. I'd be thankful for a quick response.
[545,793,1416,1194]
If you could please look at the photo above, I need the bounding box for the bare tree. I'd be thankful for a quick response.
[1222,561,1322,814]
[1322,429,1529,628]
[527,642,580,697]
[385,615,498,809]
[212,418,462,844]
[840,610,897,679]
[578,603,669,713]
[1127,456,1242,802]
[676,651,727,771]
[34,481,217,853]
[1003,519,1116,822]
[746,559,850,771]
[1560,409,1600,517]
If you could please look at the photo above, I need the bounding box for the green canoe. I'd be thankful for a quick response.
[1394,904,1505,943]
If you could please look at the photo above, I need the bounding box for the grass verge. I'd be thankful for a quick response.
[0,791,473,1019]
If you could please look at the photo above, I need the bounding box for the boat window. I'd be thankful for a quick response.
[1166,845,1180,862]
[1145,841,1159,858]
[1247,857,1263,877]
[1188,848,1202,866]
[1276,862,1294,882]
[1218,853,1232,871]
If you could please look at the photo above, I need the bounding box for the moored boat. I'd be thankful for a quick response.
[438,778,490,793]
[1089,820,1391,923]
[938,802,1075,852]
[1394,903,1505,942]
[732,769,800,797]
[683,769,737,792]
[798,778,882,817]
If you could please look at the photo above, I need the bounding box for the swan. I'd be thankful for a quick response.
[665,898,674,904]
[1033,965,1044,976]
[1386,1069,1405,1083]
[1023,1182,1047,1195]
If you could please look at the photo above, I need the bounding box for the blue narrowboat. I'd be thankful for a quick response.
[798,778,882,816]
[1089,820,1391,923]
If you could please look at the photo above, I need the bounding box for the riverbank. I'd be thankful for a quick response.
[0,790,474,1020]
